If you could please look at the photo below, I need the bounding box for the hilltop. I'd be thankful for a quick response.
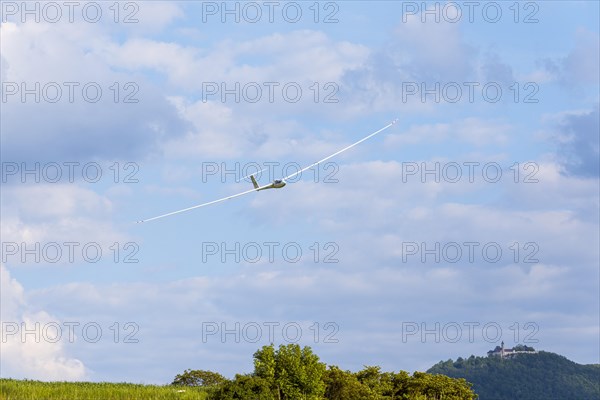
[427,349,600,400]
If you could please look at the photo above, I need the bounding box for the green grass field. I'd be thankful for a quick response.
[0,379,209,400]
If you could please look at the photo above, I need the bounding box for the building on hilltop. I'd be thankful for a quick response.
[487,341,537,359]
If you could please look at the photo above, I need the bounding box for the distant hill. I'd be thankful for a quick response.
[427,350,600,400]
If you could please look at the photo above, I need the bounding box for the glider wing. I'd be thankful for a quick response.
[282,118,398,182]
[136,182,272,223]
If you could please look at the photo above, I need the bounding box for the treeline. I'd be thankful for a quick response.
[427,350,600,400]
[172,344,477,399]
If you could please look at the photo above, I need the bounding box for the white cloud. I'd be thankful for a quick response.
[386,118,512,147]
[1,184,131,266]
[1,20,187,163]
[17,250,597,381]
[102,30,369,91]
[131,2,184,32]
[102,38,201,83]
[563,28,600,85]
[392,13,475,80]
[244,157,598,274]
[536,28,600,86]
[0,265,87,380]
[161,96,373,160]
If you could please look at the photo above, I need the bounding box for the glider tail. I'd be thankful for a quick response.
[250,175,260,190]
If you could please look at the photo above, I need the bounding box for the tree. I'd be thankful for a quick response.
[171,345,479,400]
[216,374,274,400]
[323,365,374,400]
[355,366,394,398]
[254,344,276,383]
[409,371,477,400]
[513,344,535,352]
[253,344,326,400]
[388,370,411,399]
[171,369,226,387]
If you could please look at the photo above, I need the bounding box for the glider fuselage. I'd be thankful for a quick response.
[256,179,286,191]
[251,175,286,190]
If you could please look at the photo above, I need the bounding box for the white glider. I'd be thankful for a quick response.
[137,119,398,223]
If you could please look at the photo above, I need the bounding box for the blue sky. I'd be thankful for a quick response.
[1,0,599,383]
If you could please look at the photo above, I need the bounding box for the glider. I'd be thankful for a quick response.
[137,119,398,223]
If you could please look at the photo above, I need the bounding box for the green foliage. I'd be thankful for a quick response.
[322,365,477,400]
[171,369,226,387]
[408,372,477,400]
[322,365,375,400]
[355,366,387,394]
[253,343,327,400]
[254,344,276,383]
[428,351,600,400]
[512,344,536,352]
[346,367,475,400]
[215,374,274,400]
